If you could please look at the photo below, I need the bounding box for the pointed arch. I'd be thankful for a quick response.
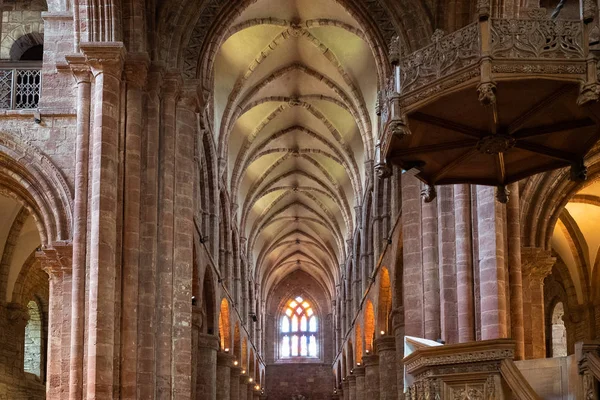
[377,267,392,334]
[364,300,375,352]
[219,298,231,349]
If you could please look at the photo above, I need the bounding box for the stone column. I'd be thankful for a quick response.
[522,248,555,359]
[247,381,254,400]
[239,375,248,400]
[342,379,350,400]
[137,65,163,399]
[230,365,241,400]
[476,186,508,340]
[454,184,474,342]
[348,374,356,400]
[438,185,457,343]
[392,307,405,397]
[171,84,197,399]
[156,73,180,398]
[363,354,379,400]
[65,54,91,400]
[375,336,397,400]
[507,183,525,360]
[401,174,424,337]
[354,366,365,400]
[217,351,234,400]
[422,187,440,341]
[38,244,72,400]
[120,54,149,400]
[197,333,219,400]
[80,42,125,399]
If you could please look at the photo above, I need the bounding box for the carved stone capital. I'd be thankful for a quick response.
[65,54,91,84]
[217,351,235,367]
[179,79,201,112]
[162,72,183,101]
[80,42,125,79]
[353,366,365,376]
[374,336,396,354]
[147,64,165,96]
[521,247,555,282]
[124,53,150,89]
[37,242,73,279]
[362,353,379,367]
[421,184,437,203]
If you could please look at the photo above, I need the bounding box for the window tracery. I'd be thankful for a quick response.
[280,297,318,358]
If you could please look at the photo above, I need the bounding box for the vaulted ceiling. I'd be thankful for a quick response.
[212,0,379,297]
[552,179,600,304]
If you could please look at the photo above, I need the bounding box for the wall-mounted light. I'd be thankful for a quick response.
[242,369,246,374]
[356,362,361,367]
[234,361,239,366]
[365,350,370,354]
[249,378,253,383]
[380,330,385,336]
[224,348,230,353]
[255,385,260,390]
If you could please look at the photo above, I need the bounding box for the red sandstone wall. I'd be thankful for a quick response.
[265,363,333,400]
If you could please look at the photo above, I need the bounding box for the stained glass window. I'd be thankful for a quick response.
[280,297,318,358]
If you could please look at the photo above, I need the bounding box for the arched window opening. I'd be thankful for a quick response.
[24,300,42,377]
[551,302,567,357]
[280,296,318,358]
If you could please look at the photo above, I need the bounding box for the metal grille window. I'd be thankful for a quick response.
[0,67,41,109]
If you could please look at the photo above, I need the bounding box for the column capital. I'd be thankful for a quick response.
[352,366,365,376]
[347,374,356,384]
[37,242,73,278]
[80,42,125,78]
[65,54,91,84]
[374,336,396,353]
[124,52,150,89]
[179,79,201,111]
[217,351,235,367]
[162,71,183,100]
[362,354,379,367]
[147,63,165,95]
[240,374,250,385]
[522,247,556,281]
[230,365,242,377]
[197,332,220,350]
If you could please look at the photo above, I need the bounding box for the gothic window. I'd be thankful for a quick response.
[280,297,318,358]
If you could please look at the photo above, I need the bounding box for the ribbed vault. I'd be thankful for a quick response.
[212,0,379,297]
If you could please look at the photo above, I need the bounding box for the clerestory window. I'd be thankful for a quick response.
[280,296,318,358]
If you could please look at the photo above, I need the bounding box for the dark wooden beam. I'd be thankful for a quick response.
[410,112,486,138]
[512,118,595,139]
[514,141,578,162]
[507,85,574,134]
